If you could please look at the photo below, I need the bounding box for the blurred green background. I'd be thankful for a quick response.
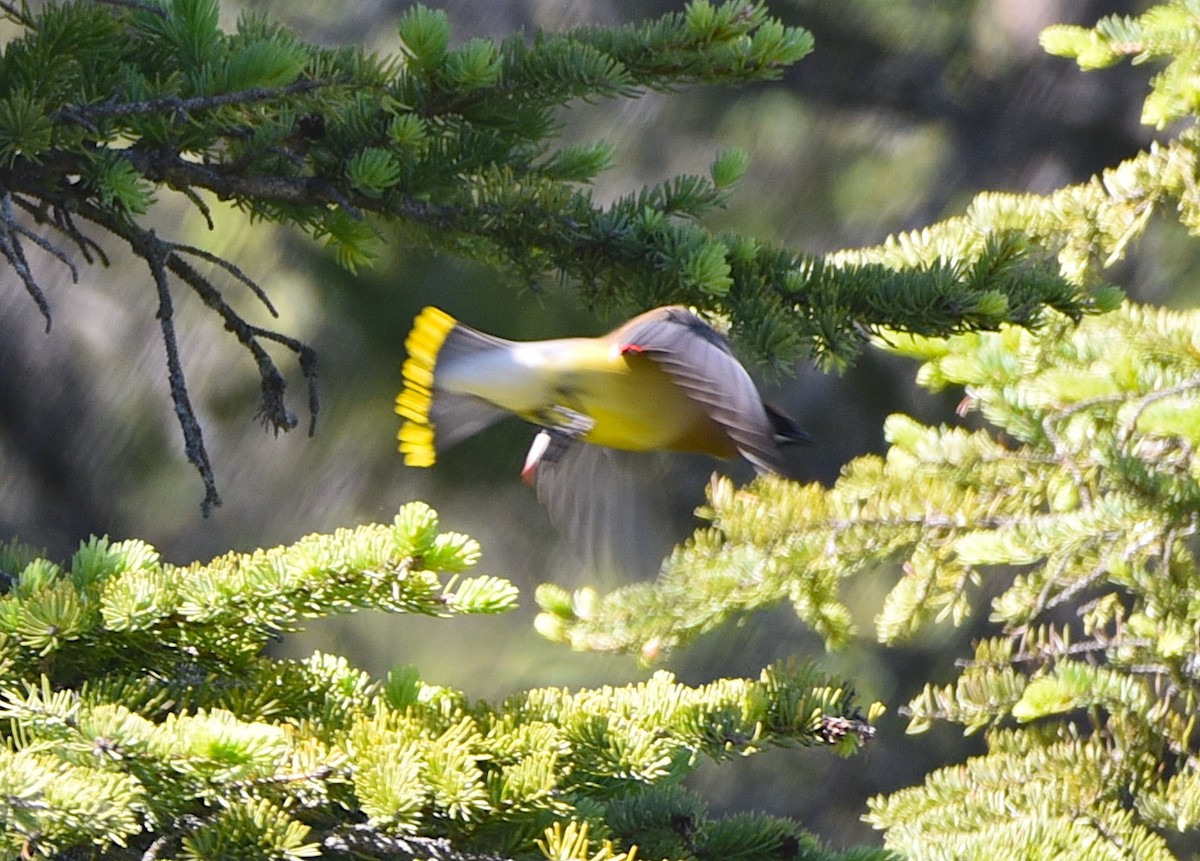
[1,0,1187,848]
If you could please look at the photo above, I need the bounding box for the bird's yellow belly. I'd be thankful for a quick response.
[558,354,734,457]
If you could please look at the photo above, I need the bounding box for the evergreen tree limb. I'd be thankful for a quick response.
[0,0,1107,510]
[91,0,165,16]
[0,507,873,860]
[50,79,325,126]
[321,827,515,861]
[537,298,1200,857]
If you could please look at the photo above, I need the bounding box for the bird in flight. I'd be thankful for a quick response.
[396,305,808,573]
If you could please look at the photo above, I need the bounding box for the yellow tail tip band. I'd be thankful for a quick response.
[398,421,437,466]
[395,306,457,467]
[395,385,432,423]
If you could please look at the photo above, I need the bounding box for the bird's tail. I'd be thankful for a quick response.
[395,306,510,466]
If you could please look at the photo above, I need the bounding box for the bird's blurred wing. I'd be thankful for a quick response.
[533,439,705,578]
[619,307,786,475]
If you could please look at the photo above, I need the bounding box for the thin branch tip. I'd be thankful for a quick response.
[62,199,319,512]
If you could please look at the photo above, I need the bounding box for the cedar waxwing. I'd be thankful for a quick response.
[396,305,809,572]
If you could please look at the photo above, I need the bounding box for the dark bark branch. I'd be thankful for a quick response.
[64,194,318,512]
[141,226,223,516]
[4,196,80,282]
[0,192,53,332]
[164,251,301,437]
[171,242,279,318]
[0,1,31,25]
[244,325,320,436]
[89,0,167,16]
[3,156,326,512]
[52,79,325,126]
[116,148,431,222]
[180,186,215,231]
[12,194,110,266]
[55,206,110,266]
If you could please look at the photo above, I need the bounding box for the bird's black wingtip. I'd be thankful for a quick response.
[780,427,814,445]
[765,403,812,445]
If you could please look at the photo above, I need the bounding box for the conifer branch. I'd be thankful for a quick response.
[322,827,515,861]
[115,148,356,210]
[90,0,166,16]
[0,0,1110,511]
[6,1,1200,857]
[51,79,325,126]
[0,510,872,861]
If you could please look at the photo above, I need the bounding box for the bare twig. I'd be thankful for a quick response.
[140,833,173,861]
[171,242,279,317]
[12,195,111,266]
[1040,558,1110,615]
[56,187,325,510]
[179,186,215,231]
[0,192,52,332]
[6,166,322,512]
[145,236,223,515]
[165,253,302,436]
[77,203,224,514]
[1118,374,1200,444]
[1040,393,1126,507]
[59,209,110,266]
[55,205,110,266]
[247,325,320,435]
[5,210,80,284]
